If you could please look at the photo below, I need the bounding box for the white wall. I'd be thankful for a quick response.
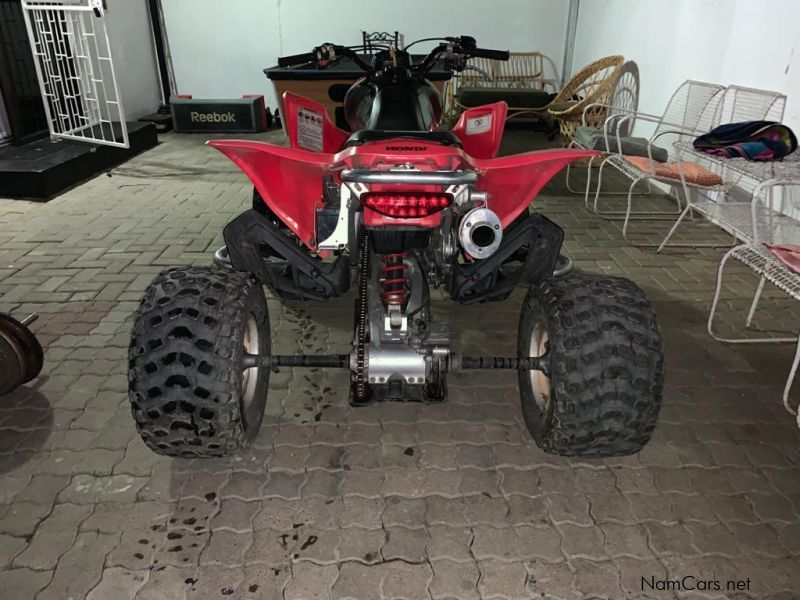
[107,0,161,119]
[572,0,800,131]
[161,0,570,107]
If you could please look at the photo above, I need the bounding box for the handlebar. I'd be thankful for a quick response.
[276,36,509,74]
[470,48,510,61]
[277,44,373,71]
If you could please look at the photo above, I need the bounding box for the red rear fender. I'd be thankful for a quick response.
[209,136,599,251]
[474,149,598,226]
[208,140,337,249]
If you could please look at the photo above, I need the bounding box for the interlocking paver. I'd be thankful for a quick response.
[37,564,103,600]
[338,496,383,529]
[13,503,91,569]
[210,498,260,532]
[0,502,52,537]
[0,567,53,600]
[426,525,473,562]
[0,534,26,569]
[644,521,697,557]
[332,561,380,599]
[558,523,609,561]
[546,493,592,526]
[430,558,480,600]
[1,130,799,598]
[337,528,385,563]
[85,567,148,600]
[245,527,292,566]
[284,562,338,600]
[599,523,653,559]
[199,530,253,566]
[524,560,576,600]
[380,560,434,599]
[570,558,624,599]
[382,526,428,563]
[477,560,530,599]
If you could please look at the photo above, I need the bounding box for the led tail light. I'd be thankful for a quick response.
[362,192,453,218]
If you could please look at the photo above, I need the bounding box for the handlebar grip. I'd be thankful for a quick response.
[277,51,316,67]
[471,48,510,61]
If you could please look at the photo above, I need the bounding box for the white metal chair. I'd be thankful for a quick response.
[708,243,800,427]
[715,84,787,128]
[708,177,800,426]
[656,86,789,251]
[584,80,726,240]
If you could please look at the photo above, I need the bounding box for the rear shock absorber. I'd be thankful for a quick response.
[380,253,409,306]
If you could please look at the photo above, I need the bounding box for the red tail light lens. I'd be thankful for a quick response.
[362,192,452,218]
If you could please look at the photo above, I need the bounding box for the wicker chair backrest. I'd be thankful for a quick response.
[458,51,547,90]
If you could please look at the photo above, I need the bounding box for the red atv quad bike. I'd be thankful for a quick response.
[128,36,664,459]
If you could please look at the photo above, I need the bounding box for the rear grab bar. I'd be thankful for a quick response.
[340,169,478,186]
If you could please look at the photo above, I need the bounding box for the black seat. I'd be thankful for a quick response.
[344,130,462,148]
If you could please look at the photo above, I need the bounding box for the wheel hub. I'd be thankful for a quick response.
[241,314,260,420]
[528,323,551,410]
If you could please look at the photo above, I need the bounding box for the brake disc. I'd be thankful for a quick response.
[0,314,44,396]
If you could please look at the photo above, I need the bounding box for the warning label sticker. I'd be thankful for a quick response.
[466,114,492,135]
[297,108,323,151]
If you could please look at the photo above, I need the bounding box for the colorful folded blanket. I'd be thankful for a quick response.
[693,121,797,161]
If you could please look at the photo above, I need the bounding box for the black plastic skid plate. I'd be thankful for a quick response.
[223,209,350,301]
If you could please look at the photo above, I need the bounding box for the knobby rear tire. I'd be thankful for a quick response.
[128,266,270,457]
[518,273,664,457]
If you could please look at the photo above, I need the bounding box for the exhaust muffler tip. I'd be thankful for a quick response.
[459,207,502,259]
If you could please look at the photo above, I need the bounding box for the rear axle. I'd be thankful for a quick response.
[242,353,547,373]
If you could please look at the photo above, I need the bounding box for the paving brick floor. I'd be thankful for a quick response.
[0,130,799,599]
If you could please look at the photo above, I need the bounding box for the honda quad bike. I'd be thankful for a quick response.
[128,36,664,459]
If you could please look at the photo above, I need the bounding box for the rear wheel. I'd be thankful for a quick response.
[128,266,270,457]
[517,273,664,456]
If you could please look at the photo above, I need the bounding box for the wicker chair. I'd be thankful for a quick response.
[443,51,556,124]
[548,55,624,142]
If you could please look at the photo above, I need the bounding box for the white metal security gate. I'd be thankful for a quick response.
[20,0,128,148]
[0,93,11,144]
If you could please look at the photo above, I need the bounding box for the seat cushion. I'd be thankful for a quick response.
[575,125,669,162]
[765,244,800,274]
[624,157,723,186]
[344,130,461,148]
[458,87,554,109]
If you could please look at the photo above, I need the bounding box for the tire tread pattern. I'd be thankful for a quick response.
[128,266,265,457]
[518,273,664,457]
